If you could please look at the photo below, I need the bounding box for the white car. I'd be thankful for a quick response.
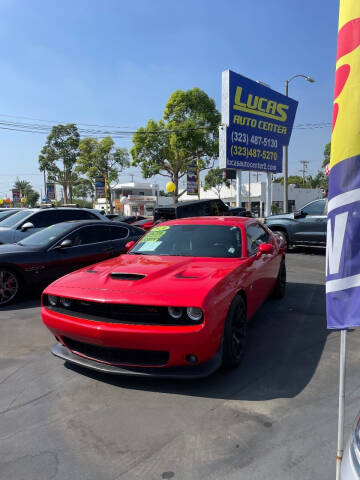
[341,414,360,478]
[0,207,107,244]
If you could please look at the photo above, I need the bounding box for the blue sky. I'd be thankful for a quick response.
[0,0,339,197]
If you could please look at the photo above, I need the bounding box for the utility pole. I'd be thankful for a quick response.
[300,160,309,187]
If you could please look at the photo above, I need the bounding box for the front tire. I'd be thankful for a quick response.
[273,259,286,298]
[222,295,247,369]
[0,269,20,306]
[273,230,288,250]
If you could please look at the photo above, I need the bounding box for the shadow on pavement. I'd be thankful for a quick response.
[0,296,40,311]
[66,280,329,402]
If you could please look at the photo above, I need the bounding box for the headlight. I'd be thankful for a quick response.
[168,307,183,319]
[60,298,72,308]
[186,307,203,322]
[48,295,58,306]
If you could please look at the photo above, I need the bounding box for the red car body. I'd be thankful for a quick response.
[41,217,285,378]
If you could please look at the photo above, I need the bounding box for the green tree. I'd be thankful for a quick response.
[38,123,80,205]
[323,142,331,167]
[204,167,230,198]
[77,136,129,213]
[72,178,94,203]
[13,179,33,197]
[26,190,40,207]
[131,88,221,202]
[273,175,304,187]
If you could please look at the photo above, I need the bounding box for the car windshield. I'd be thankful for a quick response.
[130,224,242,258]
[19,223,72,248]
[0,210,32,227]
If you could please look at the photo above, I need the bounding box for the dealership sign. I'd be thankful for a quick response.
[186,164,198,195]
[219,70,298,173]
[95,177,106,198]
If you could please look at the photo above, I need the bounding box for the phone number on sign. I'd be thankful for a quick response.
[230,145,278,161]
[231,132,278,148]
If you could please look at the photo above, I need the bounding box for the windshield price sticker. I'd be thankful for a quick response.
[140,226,169,243]
[220,70,298,173]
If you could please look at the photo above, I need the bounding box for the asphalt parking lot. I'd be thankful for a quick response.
[1,248,359,480]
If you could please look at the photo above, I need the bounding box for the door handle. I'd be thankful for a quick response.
[103,246,114,252]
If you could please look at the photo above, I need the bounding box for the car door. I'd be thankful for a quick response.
[245,224,278,312]
[292,199,327,244]
[43,224,114,283]
[108,225,133,255]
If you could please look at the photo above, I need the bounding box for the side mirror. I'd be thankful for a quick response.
[294,210,306,219]
[21,222,34,231]
[125,241,136,252]
[54,239,72,250]
[257,243,274,257]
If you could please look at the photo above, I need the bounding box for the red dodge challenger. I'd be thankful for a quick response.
[41,217,286,378]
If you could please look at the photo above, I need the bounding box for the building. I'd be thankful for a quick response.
[111,182,160,216]
[178,182,322,217]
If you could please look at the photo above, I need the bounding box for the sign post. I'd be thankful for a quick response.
[219,70,298,215]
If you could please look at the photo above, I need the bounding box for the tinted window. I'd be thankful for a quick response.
[130,224,242,258]
[211,200,228,215]
[60,210,99,221]
[28,210,62,228]
[247,224,269,256]
[109,225,129,240]
[20,223,74,248]
[301,199,326,216]
[66,225,111,246]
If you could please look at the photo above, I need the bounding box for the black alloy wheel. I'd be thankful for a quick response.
[273,259,286,299]
[0,269,20,306]
[222,295,247,369]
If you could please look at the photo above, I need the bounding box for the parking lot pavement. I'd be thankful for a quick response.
[1,248,360,480]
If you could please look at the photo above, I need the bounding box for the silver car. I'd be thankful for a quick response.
[341,414,360,478]
[0,207,107,244]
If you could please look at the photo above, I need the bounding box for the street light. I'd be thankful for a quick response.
[283,74,315,213]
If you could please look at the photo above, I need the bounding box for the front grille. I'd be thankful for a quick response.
[44,297,203,326]
[63,337,169,366]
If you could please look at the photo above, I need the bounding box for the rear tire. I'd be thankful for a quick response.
[222,295,247,369]
[0,268,21,306]
[273,259,286,298]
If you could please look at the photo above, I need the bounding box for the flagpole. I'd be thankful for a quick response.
[336,329,347,480]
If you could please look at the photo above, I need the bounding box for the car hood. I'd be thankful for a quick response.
[0,243,32,255]
[265,213,294,221]
[45,254,246,305]
[0,227,15,244]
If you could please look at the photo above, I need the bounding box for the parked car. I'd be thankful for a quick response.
[0,209,21,223]
[0,207,107,245]
[111,215,147,224]
[263,198,327,248]
[0,220,145,306]
[340,411,360,479]
[131,217,154,231]
[41,216,286,378]
[154,199,252,223]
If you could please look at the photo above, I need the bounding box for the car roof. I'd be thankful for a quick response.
[156,198,226,209]
[157,216,255,227]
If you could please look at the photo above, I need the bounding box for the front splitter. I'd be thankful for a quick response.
[51,342,222,379]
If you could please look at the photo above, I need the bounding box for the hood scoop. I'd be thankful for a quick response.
[110,272,146,281]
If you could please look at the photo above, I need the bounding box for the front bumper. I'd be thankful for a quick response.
[51,342,223,379]
[340,440,360,479]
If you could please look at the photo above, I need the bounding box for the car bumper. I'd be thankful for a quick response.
[51,342,222,379]
[42,306,224,373]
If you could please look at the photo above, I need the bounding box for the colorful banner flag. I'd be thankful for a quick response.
[46,183,56,200]
[326,0,360,328]
[186,164,198,195]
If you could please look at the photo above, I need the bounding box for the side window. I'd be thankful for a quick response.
[61,210,99,221]
[109,226,129,240]
[246,224,269,256]
[302,199,326,216]
[213,200,228,215]
[66,225,111,246]
[28,210,60,228]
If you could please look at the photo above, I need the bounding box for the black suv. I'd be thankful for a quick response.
[154,199,252,222]
[264,198,327,248]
